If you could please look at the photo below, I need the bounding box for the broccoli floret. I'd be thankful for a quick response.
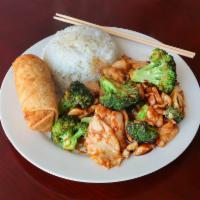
[130,48,177,93]
[150,48,176,70]
[126,121,158,143]
[59,81,94,114]
[62,122,88,150]
[59,92,75,114]
[165,106,184,123]
[51,115,79,144]
[51,115,88,151]
[100,93,136,111]
[135,104,148,120]
[70,81,94,109]
[99,77,140,110]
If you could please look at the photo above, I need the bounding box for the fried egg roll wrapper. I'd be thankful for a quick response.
[13,54,58,132]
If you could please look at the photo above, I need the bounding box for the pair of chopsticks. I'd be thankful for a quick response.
[53,13,195,58]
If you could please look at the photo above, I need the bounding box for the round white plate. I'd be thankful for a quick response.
[0,28,200,183]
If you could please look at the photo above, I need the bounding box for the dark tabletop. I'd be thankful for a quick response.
[0,0,200,199]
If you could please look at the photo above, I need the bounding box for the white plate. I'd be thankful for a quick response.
[0,27,200,183]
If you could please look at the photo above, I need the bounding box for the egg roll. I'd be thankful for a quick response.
[13,54,58,132]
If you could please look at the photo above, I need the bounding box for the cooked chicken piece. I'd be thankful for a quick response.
[157,120,179,147]
[121,110,129,126]
[84,81,100,96]
[161,93,172,107]
[122,55,147,69]
[126,133,134,143]
[142,83,148,89]
[154,107,165,115]
[146,106,163,127]
[94,98,99,105]
[101,67,127,83]
[156,115,164,127]
[137,84,145,99]
[68,105,96,118]
[110,111,127,150]
[123,140,139,158]
[127,141,138,151]
[133,144,154,156]
[95,104,127,150]
[111,59,128,70]
[152,87,163,104]
[86,115,122,168]
[100,57,132,83]
[68,108,85,116]
[171,85,185,113]
[95,104,112,125]
[122,149,130,159]
[148,94,156,105]
[101,57,147,83]
[145,86,164,106]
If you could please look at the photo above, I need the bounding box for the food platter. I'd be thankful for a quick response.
[0,27,200,183]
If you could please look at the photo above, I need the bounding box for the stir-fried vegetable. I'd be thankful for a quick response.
[51,115,88,151]
[99,77,140,110]
[126,121,158,143]
[165,106,184,123]
[130,48,176,93]
[59,81,94,114]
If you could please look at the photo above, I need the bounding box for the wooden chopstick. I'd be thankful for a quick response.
[53,13,195,58]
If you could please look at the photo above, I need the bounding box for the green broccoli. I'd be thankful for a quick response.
[164,106,184,123]
[61,122,88,150]
[135,104,148,120]
[59,92,75,114]
[99,77,140,110]
[130,48,177,93]
[100,94,136,111]
[126,121,158,143]
[59,81,94,114]
[51,115,88,151]
[70,81,94,109]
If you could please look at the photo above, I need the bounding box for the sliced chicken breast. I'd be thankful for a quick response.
[95,104,127,150]
[86,115,122,168]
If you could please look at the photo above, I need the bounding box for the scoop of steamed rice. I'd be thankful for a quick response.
[43,25,120,94]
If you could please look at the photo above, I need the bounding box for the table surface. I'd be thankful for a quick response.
[0,0,200,199]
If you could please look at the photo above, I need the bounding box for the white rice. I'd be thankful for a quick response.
[43,25,120,93]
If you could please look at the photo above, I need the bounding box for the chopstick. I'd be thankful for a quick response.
[53,13,195,58]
